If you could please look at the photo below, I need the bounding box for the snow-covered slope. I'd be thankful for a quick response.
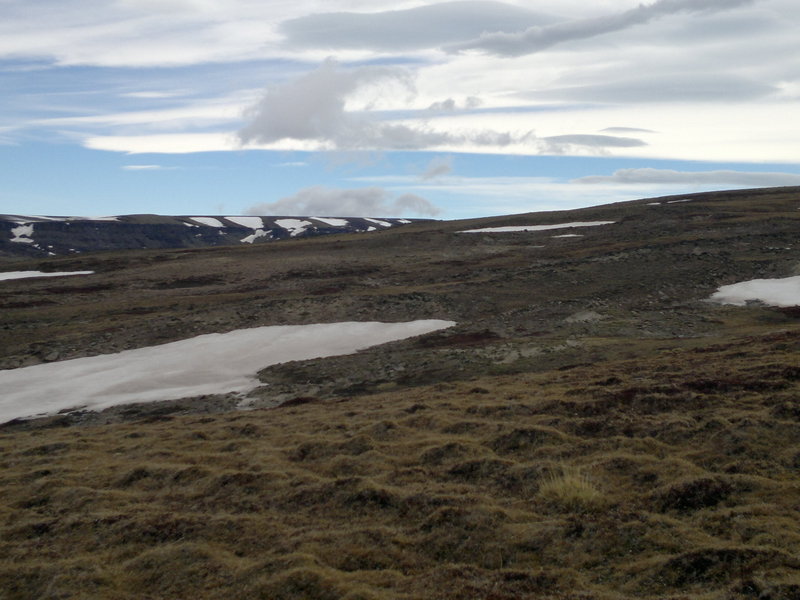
[0,214,424,259]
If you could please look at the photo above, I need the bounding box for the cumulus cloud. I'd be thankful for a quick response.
[421,156,454,180]
[238,59,528,151]
[574,168,800,186]
[244,186,440,217]
[428,98,456,112]
[427,97,482,112]
[449,0,756,56]
[279,1,559,52]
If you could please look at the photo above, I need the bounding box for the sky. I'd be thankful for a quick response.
[1,0,799,220]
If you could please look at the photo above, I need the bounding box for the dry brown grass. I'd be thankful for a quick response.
[537,466,606,512]
[2,326,800,599]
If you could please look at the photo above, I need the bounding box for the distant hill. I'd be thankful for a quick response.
[0,213,424,260]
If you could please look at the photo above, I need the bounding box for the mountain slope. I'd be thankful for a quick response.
[1,186,800,599]
[0,214,420,260]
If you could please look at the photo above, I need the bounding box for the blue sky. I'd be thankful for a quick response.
[1,0,799,219]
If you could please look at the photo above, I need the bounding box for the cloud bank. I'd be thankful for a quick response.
[542,134,647,154]
[279,1,559,51]
[450,0,756,56]
[574,168,800,186]
[245,185,440,217]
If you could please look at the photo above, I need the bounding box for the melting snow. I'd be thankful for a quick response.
[190,217,225,227]
[0,320,455,423]
[313,217,349,227]
[365,218,392,227]
[708,276,800,307]
[552,234,584,238]
[241,229,270,244]
[275,219,313,236]
[460,221,615,233]
[10,223,34,243]
[0,271,94,282]
[226,216,264,229]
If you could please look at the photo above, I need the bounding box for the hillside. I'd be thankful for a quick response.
[1,186,800,599]
[0,214,419,261]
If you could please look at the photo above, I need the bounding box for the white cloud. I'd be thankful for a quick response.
[427,97,483,112]
[0,0,286,67]
[279,2,560,51]
[542,134,647,153]
[121,90,188,99]
[574,168,800,186]
[601,127,658,134]
[121,165,167,170]
[38,92,252,133]
[421,155,454,180]
[449,0,756,56]
[244,185,440,217]
[238,58,531,152]
[85,133,241,154]
[535,72,776,103]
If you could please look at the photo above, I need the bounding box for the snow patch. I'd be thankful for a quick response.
[460,221,615,233]
[365,218,392,227]
[241,229,270,244]
[552,234,583,238]
[275,219,313,237]
[226,216,264,229]
[313,217,349,227]
[708,276,800,307]
[0,320,456,423]
[190,217,225,228]
[10,223,34,244]
[0,271,94,282]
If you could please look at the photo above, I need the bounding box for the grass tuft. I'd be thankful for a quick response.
[537,465,606,511]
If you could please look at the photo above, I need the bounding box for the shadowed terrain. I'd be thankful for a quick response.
[1,186,800,598]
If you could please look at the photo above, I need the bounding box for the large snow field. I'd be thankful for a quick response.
[459,221,615,233]
[708,276,800,307]
[0,320,455,423]
[0,270,94,282]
